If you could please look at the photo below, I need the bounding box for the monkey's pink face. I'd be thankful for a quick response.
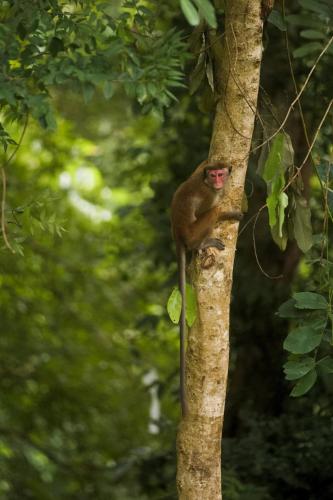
[206,168,229,190]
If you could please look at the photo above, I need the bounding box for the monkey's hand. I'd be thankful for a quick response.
[219,210,243,221]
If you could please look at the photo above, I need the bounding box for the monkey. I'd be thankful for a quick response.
[170,160,243,416]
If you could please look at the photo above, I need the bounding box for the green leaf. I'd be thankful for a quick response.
[180,0,200,26]
[293,292,328,310]
[317,356,333,373]
[186,283,197,327]
[193,0,217,28]
[205,57,214,92]
[167,287,182,324]
[189,52,206,95]
[304,315,327,331]
[290,369,317,397]
[278,192,288,238]
[293,42,322,58]
[267,10,287,31]
[267,192,278,227]
[283,326,322,354]
[293,194,313,252]
[284,357,316,380]
[270,220,288,251]
[300,29,326,39]
[278,298,303,318]
[262,133,285,183]
[299,0,331,16]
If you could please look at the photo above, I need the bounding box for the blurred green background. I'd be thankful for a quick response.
[0,0,333,499]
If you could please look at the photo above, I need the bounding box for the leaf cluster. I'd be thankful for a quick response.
[278,291,333,396]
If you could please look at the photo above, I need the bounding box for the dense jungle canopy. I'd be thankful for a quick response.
[0,0,332,499]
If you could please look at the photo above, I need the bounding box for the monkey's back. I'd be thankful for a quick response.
[171,175,218,249]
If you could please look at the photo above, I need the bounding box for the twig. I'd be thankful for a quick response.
[1,114,29,252]
[249,33,333,157]
[252,205,283,279]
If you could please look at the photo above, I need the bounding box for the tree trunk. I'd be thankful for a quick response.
[176,1,265,498]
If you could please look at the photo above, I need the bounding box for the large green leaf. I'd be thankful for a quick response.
[167,287,182,324]
[290,369,317,397]
[180,0,200,26]
[293,292,328,310]
[262,133,285,183]
[267,10,287,31]
[284,357,316,380]
[193,0,217,28]
[189,51,206,95]
[283,326,322,354]
[293,194,313,253]
[270,221,288,251]
[186,283,197,327]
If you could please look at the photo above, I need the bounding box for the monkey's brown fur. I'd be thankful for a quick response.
[171,160,242,416]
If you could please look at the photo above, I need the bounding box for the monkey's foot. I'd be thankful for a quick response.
[199,238,225,251]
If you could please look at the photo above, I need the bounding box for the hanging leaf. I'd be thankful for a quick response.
[283,326,322,354]
[284,357,316,380]
[180,0,200,26]
[292,194,313,252]
[205,56,214,92]
[189,50,206,95]
[193,0,217,28]
[278,192,288,237]
[262,133,285,183]
[186,283,197,327]
[267,193,278,228]
[167,287,182,324]
[270,221,288,251]
[290,369,317,397]
[267,10,287,31]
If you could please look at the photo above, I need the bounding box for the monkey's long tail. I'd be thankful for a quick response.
[179,244,187,417]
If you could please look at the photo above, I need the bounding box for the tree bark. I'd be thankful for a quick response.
[176,1,265,498]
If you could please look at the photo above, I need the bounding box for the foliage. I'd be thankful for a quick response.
[0,0,189,149]
[167,284,197,327]
[0,0,332,498]
[223,409,333,500]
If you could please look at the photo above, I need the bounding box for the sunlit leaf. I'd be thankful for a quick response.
[186,283,197,327]
[167,287,182,324]
[180,0,200,26]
